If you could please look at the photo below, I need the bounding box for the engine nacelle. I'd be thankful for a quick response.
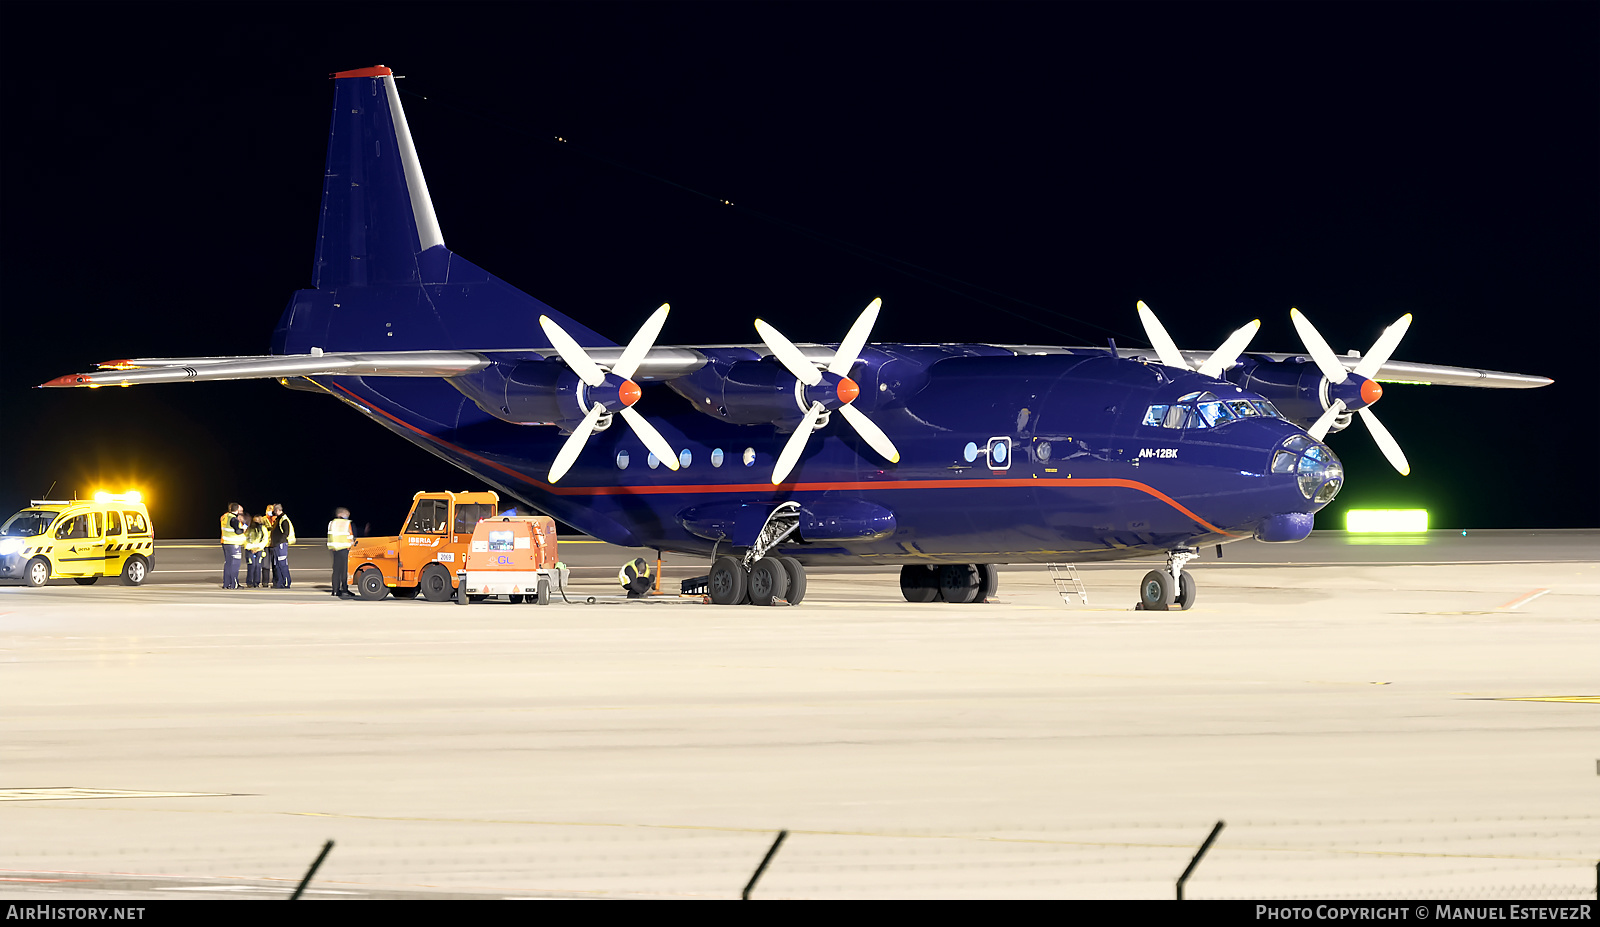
[449,359,587,427]
[1227,359,1329,429]
[668,359,839,430]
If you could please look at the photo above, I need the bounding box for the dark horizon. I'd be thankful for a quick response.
[2,2,1596,539]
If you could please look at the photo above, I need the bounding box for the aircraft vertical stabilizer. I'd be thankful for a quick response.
[271,65,611,356]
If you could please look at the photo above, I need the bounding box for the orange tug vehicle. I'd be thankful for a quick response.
[455,515,563,606]
[348,491,504,601]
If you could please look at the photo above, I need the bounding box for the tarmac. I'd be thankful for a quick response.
[0,530,1596,900]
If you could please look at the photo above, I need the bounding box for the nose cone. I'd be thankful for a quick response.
[1360,378,1383,406]
[836,377,860,405]
[618,379,642,407]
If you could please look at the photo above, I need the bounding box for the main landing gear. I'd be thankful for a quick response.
[705,501,807,606]
[899,564,999,603]
[1138,548,1198,611]
[708,554,807,606]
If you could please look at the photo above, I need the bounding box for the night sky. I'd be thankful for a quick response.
[2,2,1596,539]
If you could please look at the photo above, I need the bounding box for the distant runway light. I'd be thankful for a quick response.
[1345,509,1429,533]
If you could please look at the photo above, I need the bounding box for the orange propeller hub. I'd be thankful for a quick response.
[618,379,642,407]
[836,377,859,405]
[1360,378,1383,406]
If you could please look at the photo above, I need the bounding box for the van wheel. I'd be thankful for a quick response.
[508,594,525,604]
[419,564,454,602]
[24,557,49,587]
[74,576,100,585]
[121,556,149,586]
[356,568,389,601]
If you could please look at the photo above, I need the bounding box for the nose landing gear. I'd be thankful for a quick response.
[1138,548,1198,611]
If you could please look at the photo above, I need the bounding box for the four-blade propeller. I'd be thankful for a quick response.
[540,304,680,483]
[755,298,901,485]
[1290,307,1413,475]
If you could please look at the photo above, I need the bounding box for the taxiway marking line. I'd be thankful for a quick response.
[1496,588,1550,609]
[1496,696,1599,704]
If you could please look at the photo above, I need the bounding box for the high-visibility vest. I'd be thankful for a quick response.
[327,518,354,551]
[220,513,245,545]
[244,524,269,552]
[278,515,296,546]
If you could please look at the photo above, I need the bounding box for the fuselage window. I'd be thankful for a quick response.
[1142,405,1170,426]
[616,450,630,469]
[1227,400,1260,418]
[647,453,660,469]
[711,448,724,468]
[1251,400,1283,418]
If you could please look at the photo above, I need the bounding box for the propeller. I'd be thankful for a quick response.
[1289,308,1413,475]
[755,298,901,485]
[539,305,680,483]
[1135,300,1261,378]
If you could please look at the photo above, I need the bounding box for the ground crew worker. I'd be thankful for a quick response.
[270,503,296,588]
[244,515,271,588]
[327,507,357,598]
[618,557,652,598]
[261,506,277,586]
[220,503,246,589]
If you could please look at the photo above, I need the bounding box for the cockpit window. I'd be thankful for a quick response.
[1143,391,1274,431]
[1197,400,1236,427]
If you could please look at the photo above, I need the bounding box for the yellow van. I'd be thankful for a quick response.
[0,492,155,587]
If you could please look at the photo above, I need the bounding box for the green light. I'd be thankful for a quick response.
[1346,509,1429,533]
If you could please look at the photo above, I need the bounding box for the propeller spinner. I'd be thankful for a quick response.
[1290,307,1413,475]
[755,298,901,485]
[540,305,680,483]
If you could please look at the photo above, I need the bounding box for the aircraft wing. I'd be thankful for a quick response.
[38,346,709,388]
[994,346,1553,388]
[39,344,1548,390]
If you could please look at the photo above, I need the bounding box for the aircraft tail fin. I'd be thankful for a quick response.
[272,66,610,355]
[313,65,444,288]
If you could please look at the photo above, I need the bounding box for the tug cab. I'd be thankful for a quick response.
[348,490,501,601]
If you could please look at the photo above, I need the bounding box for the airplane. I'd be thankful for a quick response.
[40,65,1553,610]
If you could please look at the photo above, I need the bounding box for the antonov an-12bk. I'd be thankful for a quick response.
[43,65,1552,609]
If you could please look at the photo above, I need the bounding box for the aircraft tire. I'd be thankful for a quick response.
[74,576,100,586]
[418,564,454,602]
[24,557,50,587]
[121,556,149,586]
[938,564,981,604]
[749,557,789,606]
[1139,570,1173,611]
[899,565,939,603]
[975,563,1000,602]
[778,557,806,606]
[355,568,390,601]
[1175,572,1196,611]
[709,556,748,606]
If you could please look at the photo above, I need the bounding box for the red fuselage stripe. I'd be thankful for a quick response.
[330,383,1238,536]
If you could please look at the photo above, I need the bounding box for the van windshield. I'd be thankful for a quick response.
[2,510,58,538]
